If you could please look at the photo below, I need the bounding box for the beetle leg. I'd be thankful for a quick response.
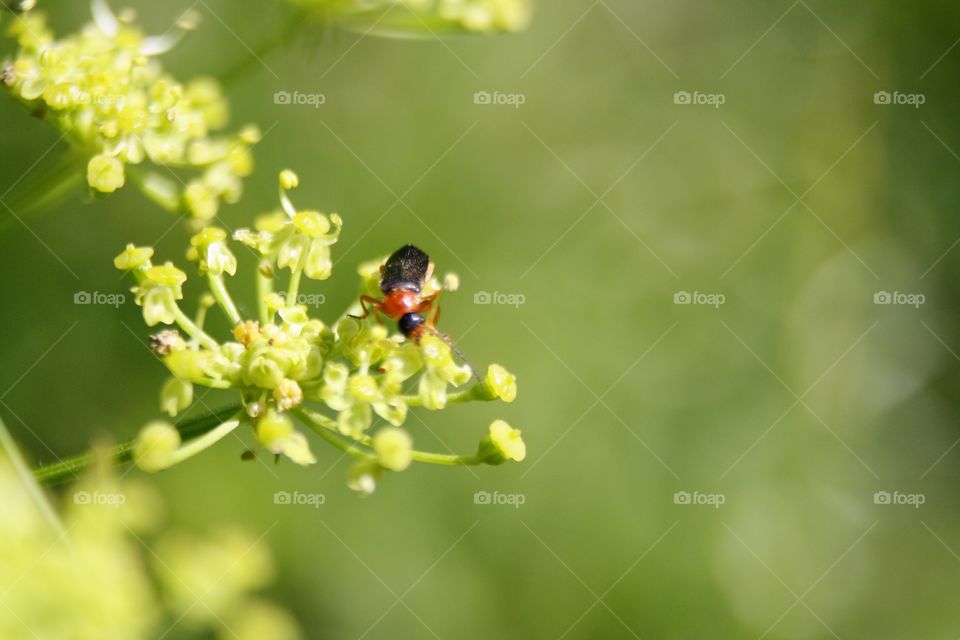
[418,292,442,327]
[350,295,383,323]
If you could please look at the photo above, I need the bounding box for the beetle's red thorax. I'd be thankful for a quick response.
[380,290,420,319]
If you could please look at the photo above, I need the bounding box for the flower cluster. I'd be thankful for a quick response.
[289,0,532,36]
[118,170,523,495]
[2,0,260,222]
[0,452,301,640]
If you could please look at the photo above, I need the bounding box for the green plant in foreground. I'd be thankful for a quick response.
[0,447,301,640]
[117,170,523,495]
[1,0,260,223]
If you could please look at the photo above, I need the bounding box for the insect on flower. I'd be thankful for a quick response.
[354,245,481,381]
[354,245,442,341]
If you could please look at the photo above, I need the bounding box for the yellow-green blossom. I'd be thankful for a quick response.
[160,377,193,417]
[373,426,413,471]
[118,169,521,491]
[418,334,472,409]
[484,363,517,402]
[256,409,316,465]
[133,420,181,472]
[478,419,526,464]
[2,1,259,220]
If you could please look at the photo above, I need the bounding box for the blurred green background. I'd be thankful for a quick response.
[3,0,960,637]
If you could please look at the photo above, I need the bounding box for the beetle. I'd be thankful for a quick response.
[353,245,442,342]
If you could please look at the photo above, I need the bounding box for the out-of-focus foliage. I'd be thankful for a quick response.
[0,453,300,639]
[287,0,532,36]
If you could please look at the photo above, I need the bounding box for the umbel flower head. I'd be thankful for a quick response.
[287,0,532,36]
[2,0,260,222]
[117,169,524,494]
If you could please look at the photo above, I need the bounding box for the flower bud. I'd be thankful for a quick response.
[279,169,299,190]
[273,378,303,411]
[145,263,188,289]
[348,374,379,403]
[373,427,413,471]
[134,421,181,472]
[257,411,316,465]
[114,244,154,271]
[244,354,285,389]
[142,286,179,326]
[190,227,236,276]
[160,377,193,417]
[233,320,261,346]
[87,154,125,193]
[484,364,517,403]
[256,410,294,450]
[347,461,381,497]
[477,420,526,465]
[293,211,330,238]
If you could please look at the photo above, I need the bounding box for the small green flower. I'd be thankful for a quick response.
[87,154,125,193]
[3,1,260,221]
[189,227,237,276]
[484,364,517,402]
[256,409,316,465]
[160,377,193,417]
[373,427,413,471]
[133,421,181,472]
[113,244,153,271]
[478,419,526,464]
[418,335,471,409]
[347,460,382,497]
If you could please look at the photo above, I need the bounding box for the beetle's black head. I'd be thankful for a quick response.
[380,245,429,294]
[398,312,426,338]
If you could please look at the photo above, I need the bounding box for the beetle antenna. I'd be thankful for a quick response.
[427,327,482,384]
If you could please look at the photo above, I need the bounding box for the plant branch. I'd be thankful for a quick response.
[32,404,243,486]
[293,407,482,466]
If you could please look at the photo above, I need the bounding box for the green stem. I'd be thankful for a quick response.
[207,274,242,325]
[0,415,67,536]
[400,383,489,407]
[287,268,302,304]
[293,408,482,466]
[164,414,242,467]
[173,307,220,350]
[257,261,274,325]
[33,404,242,486]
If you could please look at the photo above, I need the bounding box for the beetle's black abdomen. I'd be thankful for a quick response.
[381,245,430,293]
[398,312,426,337]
